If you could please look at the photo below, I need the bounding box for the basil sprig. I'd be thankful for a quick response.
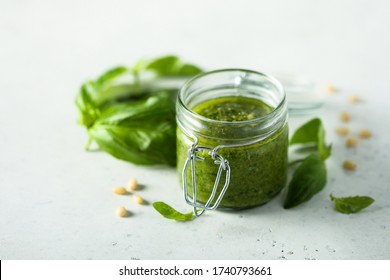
[330,194,375,214]
[75,55,202,165]
[284,118,331,208]
[285,119,375,212]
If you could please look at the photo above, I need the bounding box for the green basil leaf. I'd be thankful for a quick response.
[318,121,332,160]
[153,201,194,221]
[146,55,202,76]
[330,194,375,214]
[290,118,332,160]
[90,122,176,165]
[75,55,203,166]
[96,66,128,86]
[284,154,327,209]
[290,118,320,144]
[75,81,100,128]
[94,67,141,106]
[97,93,173,123]
[89,94,176,165]
[178,64,203,76]
[146,56,179,75]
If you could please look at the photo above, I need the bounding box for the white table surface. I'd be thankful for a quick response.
[1,0,389,260]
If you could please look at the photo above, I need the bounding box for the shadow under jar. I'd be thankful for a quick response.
[176,69,288,213]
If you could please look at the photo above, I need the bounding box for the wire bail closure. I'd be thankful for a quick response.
[182,143,231,217]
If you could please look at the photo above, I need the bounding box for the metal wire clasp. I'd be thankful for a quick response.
[182,143,231,217]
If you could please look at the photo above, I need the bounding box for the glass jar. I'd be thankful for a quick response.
[176,69,288,215]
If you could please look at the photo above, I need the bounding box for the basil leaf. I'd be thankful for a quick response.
[146,56,180,75]
[290,118,321,144]
[89,94,176,166]
[284,154,327,209]
[153,202,194,221]
[75,81,100,128]
[317,121,332,160]
[146,55,202,76]
[330,194,375,214]
[179,64,203,76]
[75,55,202,166]
[97,92,174,124]
[90,122,176,166]
[94,67,142,106]
[290,118,332,160]
[96,66,128,86]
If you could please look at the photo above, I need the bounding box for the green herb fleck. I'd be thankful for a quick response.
[330,194,375,214]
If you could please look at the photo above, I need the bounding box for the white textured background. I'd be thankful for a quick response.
[0,0,389,259]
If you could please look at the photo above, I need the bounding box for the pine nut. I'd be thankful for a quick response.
[133,194,144,205]
[325,84,337,93]
[116,206,128,217]
[113,187,127,195]
[127,178,138,191]
[348,95,360,104]
[343,160,357,170]
[345,137,357,148]
[339,112,351,122]
[359,129,372,139]
[335,127,349,136]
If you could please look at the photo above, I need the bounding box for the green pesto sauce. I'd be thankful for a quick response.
[193,96,273,121]
[177,96,288,209]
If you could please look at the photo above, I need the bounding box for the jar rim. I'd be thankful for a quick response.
[178,68,286,126]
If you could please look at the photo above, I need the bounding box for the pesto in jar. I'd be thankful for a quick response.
[177,96,288,209]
